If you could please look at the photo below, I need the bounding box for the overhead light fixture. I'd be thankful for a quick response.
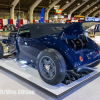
[64,13,67,15]
[66,0,69,3]
[49,0,51,3]
[87,5,89,7]
[77,3,80,6]
[95,7,98,8]
[49,0,51,7]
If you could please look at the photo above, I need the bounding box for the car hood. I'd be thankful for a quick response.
[61,21,100,36]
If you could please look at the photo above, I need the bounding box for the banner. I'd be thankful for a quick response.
[40,8,44,23]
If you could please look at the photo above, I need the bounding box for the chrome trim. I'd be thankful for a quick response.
[71,40,76,50]
[79,39,84,49]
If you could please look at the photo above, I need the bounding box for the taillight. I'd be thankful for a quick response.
[99,50,100,53]
[79,56,83,62]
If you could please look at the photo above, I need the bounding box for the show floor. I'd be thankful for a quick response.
[0,65,100,100]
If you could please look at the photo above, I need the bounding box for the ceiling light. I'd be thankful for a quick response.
[49,0,51,3]
[77,3,80,6]
[64,13,67,15]
[95,7,98,8]
[87,5,89,7]
[66,1,69,3]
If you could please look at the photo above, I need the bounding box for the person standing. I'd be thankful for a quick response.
[16,21,21,28]
[17,22,21,28]
[90,25,95,37]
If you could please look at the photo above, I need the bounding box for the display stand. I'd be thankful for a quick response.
[0,58,99,98]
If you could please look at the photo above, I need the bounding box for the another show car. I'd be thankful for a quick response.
[2,24,16,31]
[1,22,100,85]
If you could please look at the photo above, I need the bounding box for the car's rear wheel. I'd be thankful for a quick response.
[0,43,4,59]
[37,49,66,85]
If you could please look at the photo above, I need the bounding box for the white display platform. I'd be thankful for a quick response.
[0,58,99,98]
[91,36,100,44]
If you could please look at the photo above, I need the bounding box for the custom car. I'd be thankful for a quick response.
[1,22,100,85]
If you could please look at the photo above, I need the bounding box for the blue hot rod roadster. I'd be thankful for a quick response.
[1,22,100,85]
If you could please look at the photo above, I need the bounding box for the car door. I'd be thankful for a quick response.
[17,27,34,62]
[17,27,46,64]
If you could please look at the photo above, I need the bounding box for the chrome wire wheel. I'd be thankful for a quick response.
[39,56,56,80]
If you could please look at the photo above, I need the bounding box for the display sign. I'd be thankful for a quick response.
[80,18,84,20]
[74,15,85,17]
[74,15,85,20]
[86,17,95,21]
[54,5,60,10]
[55,9,62,14]
[95,18,100,21]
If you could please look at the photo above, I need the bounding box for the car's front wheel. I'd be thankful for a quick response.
[37,49,66,85]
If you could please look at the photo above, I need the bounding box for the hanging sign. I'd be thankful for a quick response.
[55,9,62,14]
[54,5,60,10]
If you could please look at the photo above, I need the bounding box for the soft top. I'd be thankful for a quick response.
[20,23,68,38]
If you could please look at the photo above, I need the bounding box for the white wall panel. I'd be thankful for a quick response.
[3,19,8,25]
[23,20,27,25]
